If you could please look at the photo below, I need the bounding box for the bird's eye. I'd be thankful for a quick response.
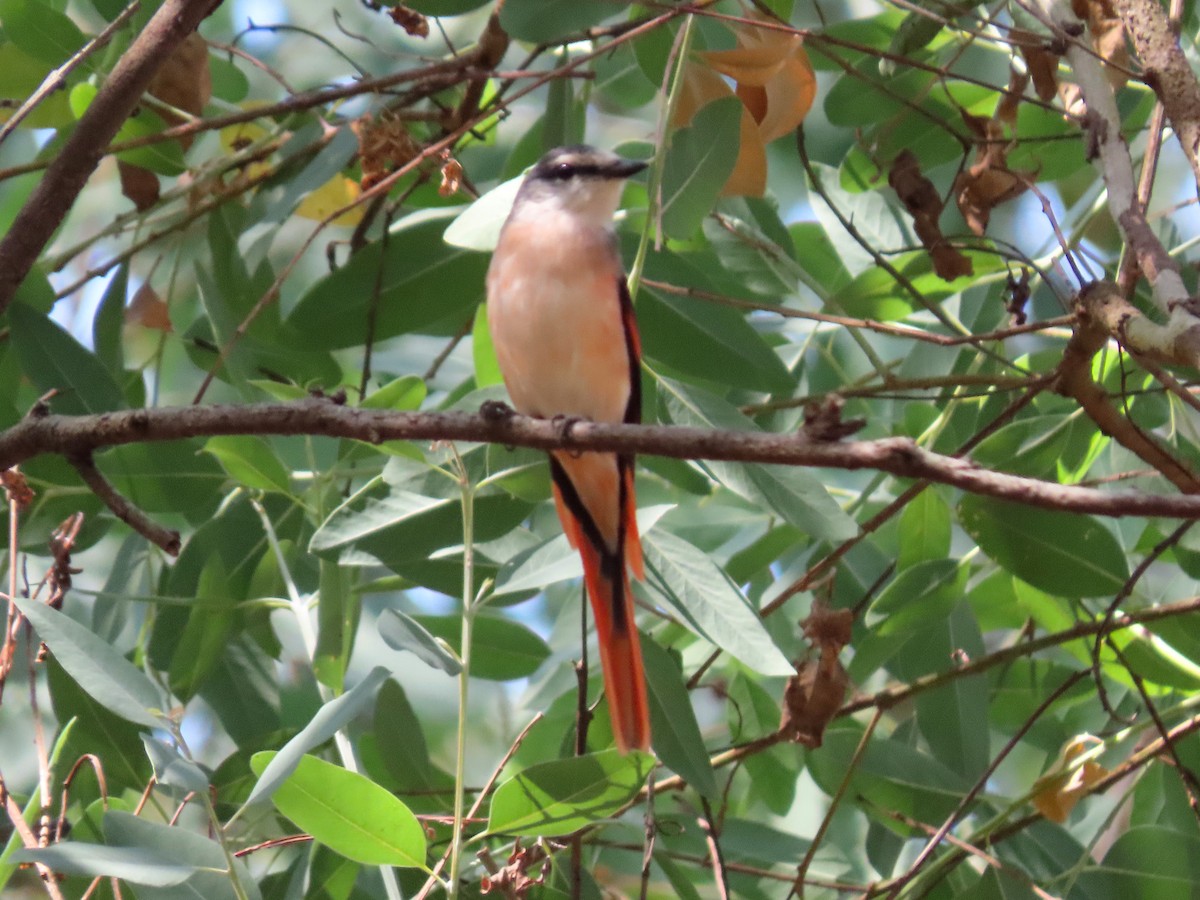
[552,163,574,179]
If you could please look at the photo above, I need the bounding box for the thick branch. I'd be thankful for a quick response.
[0,0,220,314]
[1111,0,1200,192]
[2,400,1200,519]
[1035,0,1198,343]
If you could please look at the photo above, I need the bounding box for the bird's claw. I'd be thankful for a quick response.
[480,399,515,421]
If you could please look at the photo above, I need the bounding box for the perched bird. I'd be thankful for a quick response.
[486,146,650,753]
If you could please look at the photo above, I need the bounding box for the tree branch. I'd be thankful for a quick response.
[1111,0,1200,193]
[0,0,221,314]
[3,400,1200,519]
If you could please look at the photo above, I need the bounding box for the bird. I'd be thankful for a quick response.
[486,145,650,753]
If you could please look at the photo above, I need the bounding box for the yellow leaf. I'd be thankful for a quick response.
[295,176,364,226]
[1030,736,1109,823]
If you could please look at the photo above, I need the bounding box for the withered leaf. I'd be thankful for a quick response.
[954,115,1032,236]
[118,161,161,212]
[388,5,429,38]
[125,282,172,332]
[354,110,420,191]
[888,150,973,281]
[120,32,211,210]
[779,601,853,747]
[1021,45,1061,101]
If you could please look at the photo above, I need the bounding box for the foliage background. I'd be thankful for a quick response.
[3,0,1200,897]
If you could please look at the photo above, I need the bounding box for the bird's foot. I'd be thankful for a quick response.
[552,414,591,457]
[480,399,514,421]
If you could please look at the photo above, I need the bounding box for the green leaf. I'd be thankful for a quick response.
[641,530,792,676]
[661,97,742,240]
[263,125,359,224]
[0,0,87,64]
[958,495,1130,598]
[204,436,292,493]
[406,0,492,14]
[487,748,652,837]
[378,609,462,675]
[642,641,717,798]
[472,302,504,388]
[46,658,151,793]
[99,441,225,515]
[658,377,857,541]
[8,301,125,415]
[249,752,427,868]
[244,666,389,807]
[361,374,427,411]
[898,489,952,568]
[103,810,263,900]
[314,559,357,692]
[69,82,187,175]
[1085,825,1200,895]
[443,174,522,251]
[167,556,236,701]
[286,209,489,349]
[311,479,534,572]
[92,264,128,378]
[0,43,74,129]
[414,613,549,681]
[13,845,195,887]
[499,0,622,42]
[639,286,795,394]
[866,559,966,636]
[142,736,209,794]
[372,679,449,794]
[829,250,995,320]
[10,595,166,728]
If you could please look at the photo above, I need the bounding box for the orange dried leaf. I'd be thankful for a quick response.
[703,41,791,87]
[673,62,735,128]
[754,53,816,143]
[125,282,172,332]
[721,107,769,197]
[1031,736,1109,823]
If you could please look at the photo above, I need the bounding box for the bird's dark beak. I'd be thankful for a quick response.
[609,158,648,179]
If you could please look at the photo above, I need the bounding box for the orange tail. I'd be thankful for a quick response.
[576,536,650,753]
[551,466,650,754]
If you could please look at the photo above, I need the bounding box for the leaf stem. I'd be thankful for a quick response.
[448,447,476,900]
[628,12,695,302]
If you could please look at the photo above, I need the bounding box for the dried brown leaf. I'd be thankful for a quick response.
[118,161,161,211]
[2,469,35,510]
[388,5,429,38]
[354,111,420,191]
[1021,45,1061,101]
[125,282,172,332]
[779,601,853,747]
[888,150,973,281]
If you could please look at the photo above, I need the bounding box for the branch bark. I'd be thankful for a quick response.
[2,400,1200,519]
[1111,0,1200,193]
[0,0,221,314]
